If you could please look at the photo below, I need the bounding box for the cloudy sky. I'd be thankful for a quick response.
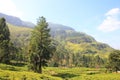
[0,0,120,49]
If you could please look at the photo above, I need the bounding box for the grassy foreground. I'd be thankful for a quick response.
[0,64,120,80]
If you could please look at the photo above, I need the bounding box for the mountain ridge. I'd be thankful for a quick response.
[0,13,35,28]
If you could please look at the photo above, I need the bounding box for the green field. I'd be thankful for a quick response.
[0,64,120,80]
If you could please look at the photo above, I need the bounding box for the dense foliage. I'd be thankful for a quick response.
[0,18,10,63]
[106,50,120,72]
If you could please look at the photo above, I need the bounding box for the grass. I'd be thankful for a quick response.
[0,63,28,71]
[0,64,61,80]
[0,63,120,80]
[71,73,120,80]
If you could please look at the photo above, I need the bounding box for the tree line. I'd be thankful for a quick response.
[0,17,120,73]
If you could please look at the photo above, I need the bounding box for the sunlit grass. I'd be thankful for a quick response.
[0,63,120,80]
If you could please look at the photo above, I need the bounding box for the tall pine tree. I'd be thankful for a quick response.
[0,18,10,63]
[29,17,54,73]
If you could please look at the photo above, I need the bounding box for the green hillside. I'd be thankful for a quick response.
[8,23,32,47]
[8,23,113,55]
[51,28,113,55]
[7,23,114,68]
[66,42,113,55]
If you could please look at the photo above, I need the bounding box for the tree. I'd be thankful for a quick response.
[0,18,10,63]
[50,41,70,67]
[94,55,104,68]
[29,17,55,73]
[108,50,120,72]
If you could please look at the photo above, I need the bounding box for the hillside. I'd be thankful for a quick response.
[0,13,113,55]
[0,20,118,76]
[48,23,113,55]
[0,14,118,80]
[8,23,32,47]
[8,23,113,56]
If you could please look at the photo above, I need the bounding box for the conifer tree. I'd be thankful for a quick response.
[29,17,54,73]
[0,18,10,63]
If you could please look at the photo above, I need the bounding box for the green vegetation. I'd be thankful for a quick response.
[29,17,55,73]
[0,18,11,63]
[0,64,120,80]
[8,23,32,46]
[106,50,120,72]
[0,64,61,80]
[0,17,120,80]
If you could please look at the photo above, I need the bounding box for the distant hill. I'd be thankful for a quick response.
[0,13,35,28]
[48,22,74,31]
[47,23,113,54]
[8,23,113,55]
[0,13,113,55]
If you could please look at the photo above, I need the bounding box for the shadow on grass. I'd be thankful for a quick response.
[52,73,80,79]
[10,62,26,67]
[0,62,27,71]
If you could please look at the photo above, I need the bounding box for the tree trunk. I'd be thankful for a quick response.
[115,67,117,73]
[39,58,42,73]
[116,69,117,73]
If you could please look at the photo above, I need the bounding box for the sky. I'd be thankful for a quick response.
[0,0,120,49]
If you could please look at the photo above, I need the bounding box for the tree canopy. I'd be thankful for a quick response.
[0,18,10,63]
[108,50,120,72]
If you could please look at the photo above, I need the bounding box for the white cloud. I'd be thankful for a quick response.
[98,8,120,32]
[105,8,120,16]
[0,0,23,18]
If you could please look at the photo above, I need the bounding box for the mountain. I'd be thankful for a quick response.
[0,13,35,28]
[0,13,114,55]
[47,23,113,54]
[8,23,113,55]
[48,22,96,43]
[48,22,74,31]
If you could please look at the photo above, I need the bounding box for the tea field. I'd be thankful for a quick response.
[0,64,120,80]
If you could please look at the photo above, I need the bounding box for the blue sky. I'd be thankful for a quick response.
[0,0,120,49]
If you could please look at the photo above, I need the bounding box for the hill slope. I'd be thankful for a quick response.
[0,13,113,54]
[8,23,32,47]
[8,23,113,55]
